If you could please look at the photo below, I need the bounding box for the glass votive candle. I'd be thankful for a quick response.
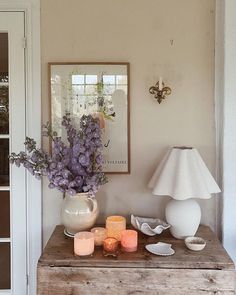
[91,227,107,246]
[106,215,126,241]
[103,237,119,257]
[74,231,94,257]
[121,230,138,252]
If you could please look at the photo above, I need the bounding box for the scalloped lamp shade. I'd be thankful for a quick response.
[148,147,221,239]
[148,147,221,200]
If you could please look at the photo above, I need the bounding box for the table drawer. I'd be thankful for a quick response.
[37,266,235,295]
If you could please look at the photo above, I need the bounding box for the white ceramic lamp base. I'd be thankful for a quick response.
[165,199,201,239]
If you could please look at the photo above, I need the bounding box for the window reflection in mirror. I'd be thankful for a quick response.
[50,63,130,173]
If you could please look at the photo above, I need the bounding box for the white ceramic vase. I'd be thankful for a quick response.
[61,192,99,237]
[165,199,201,239]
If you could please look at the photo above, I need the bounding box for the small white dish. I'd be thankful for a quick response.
[145,242,175,256]
[185,236,206,251]
[131,214,170,236]
[64,229,74,238]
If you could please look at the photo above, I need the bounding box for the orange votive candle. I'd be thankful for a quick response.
[91,227,107,246]
[103,237,119,254]
[106,215,126,241]
[121,230,138,252]
[74,232,94,256]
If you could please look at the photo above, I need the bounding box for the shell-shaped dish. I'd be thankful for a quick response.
[145,242,175,256]
[131,214,170,236]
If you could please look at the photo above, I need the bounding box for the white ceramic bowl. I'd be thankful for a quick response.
[131,214,170,236]
[185,236,206,251]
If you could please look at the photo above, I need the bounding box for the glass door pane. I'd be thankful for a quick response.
[0,191,10,238]
[0,32,10,290]
[0,33,9,134]
[0,243,10,289]
[0,139,9,186]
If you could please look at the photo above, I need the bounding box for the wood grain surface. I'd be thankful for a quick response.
[38,225,234,270]
[37,267,235,295]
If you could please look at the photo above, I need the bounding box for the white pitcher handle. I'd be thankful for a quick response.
[87,196,98,213]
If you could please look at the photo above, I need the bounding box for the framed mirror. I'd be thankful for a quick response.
[49,62,130,173]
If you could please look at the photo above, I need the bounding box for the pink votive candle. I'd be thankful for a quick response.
[74,231,94,256]
[121,230,138,252]
[91,227,107,246]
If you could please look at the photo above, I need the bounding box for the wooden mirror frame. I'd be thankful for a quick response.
[48,62,130,174]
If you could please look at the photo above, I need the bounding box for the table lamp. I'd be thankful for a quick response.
[148,147,221,239]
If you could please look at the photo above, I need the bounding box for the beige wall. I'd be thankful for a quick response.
[41,0,216,245]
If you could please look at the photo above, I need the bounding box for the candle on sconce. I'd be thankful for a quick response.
[103,237,119,257]
[121,230,138,252]
[159,77,163,91]
[74,231,94,256]
[106,216,126,241]
[91,227,107,246]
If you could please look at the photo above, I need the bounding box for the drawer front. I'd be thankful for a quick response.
[37,266,235,295]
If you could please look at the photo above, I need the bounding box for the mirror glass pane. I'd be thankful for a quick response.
[50,63,129,173]
[0,33,9,134]
[116,75,127,84]
[103,75,115,84]
[0,139,9,186]
[72,74,84,85]
[0,191,10,238]
[0,243,11,289]
[85,75,97,84]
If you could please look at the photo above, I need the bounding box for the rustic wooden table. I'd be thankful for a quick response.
[37,225,235,295]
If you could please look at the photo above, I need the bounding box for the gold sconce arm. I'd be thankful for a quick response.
[149,81,172,104]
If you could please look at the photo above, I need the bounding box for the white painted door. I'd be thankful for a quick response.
[0,12,27,294]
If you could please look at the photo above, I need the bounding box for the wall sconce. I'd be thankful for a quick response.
[149,77,172,104]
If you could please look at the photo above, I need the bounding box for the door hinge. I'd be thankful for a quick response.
[22,37,27,49]
[26,274,29,285]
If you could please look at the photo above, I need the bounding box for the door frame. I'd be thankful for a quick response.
[0,1,41,294]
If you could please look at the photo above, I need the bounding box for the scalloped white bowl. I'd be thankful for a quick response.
[131,214,170,236]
